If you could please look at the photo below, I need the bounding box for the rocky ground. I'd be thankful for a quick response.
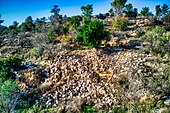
[16,45,170,112]
[1,16,170,112]
[17,48,152,111]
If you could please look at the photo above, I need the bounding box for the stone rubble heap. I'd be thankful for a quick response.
[18,49,148,109]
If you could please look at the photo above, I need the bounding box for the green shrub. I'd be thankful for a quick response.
[0,56,22,81]
[45,26,56,43]
[0,79,20,113]
[17,104,46,113]
[112,17,129,30]
[81,104,96,113]
[32,44,45,59]
[0,55,22,69]
[143,26,170,55]
[127,102,152,113]
[76,19,110,48]
[68,15,82,30]
[140,7,150,16]
[145,65,170,95]
[0,67,12,82]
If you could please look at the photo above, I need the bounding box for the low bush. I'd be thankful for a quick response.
[0,79,20,113]
[81,103,96,113]
[142,26,170,55]
[45,26,56,43]
[112,17,129,30]
[76,19,110,48]
[0,55,22,81]
[32,44,45,59]
[67,16,82,30]
[143,62,170,96]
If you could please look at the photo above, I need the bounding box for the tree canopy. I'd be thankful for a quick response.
[124,3,138,17]
[125,3,133,13]
[81,4,93,19]
[51,5,60,16]
[156,5,162,17]
[111,0,127,16]
[161,4,169,16]
[140,7,150,16]
[19,16,34,32]
[0,15,4,25]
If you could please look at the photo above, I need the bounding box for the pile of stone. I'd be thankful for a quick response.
[18,49,148,110]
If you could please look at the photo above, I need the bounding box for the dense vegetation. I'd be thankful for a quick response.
[76,19,110,48]
[0,56,22,81]
[0,0,170,112]
[0,56,22,112]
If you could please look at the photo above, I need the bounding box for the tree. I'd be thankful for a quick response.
[156,5,162,17]
[124,3,138,17]
[81,4,93,19]
[50,5,61,25]
[45,25,57,43]
[161,4,169,16]
[0,15,4,25]
[25,16,33,23]
[0,15,7,35]
[140,7,150,16]
[51,5,60,17]
[9,21,19,29]
[41,17,47,22]
[62,15,68,24]
[111,0,127,16]
[35,17,47,32]
[69,16,82,29]
[125,3,133,13]
[50,5,63,36]
[109,8,114,16]
[76,20,110,48]
[133,8,138,17]
[19,16,34,32]
[96,13,106,20]
[105,13,110,17]
[0,25,7,35]
[8,21,19,36]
